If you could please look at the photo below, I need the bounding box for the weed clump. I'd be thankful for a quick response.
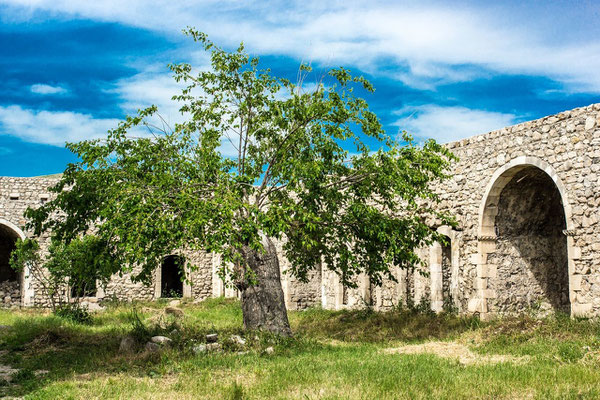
[53,303,92,324]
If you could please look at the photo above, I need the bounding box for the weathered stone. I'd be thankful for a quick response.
[230,335,246,346]
[206,333,218,343]
[145,342,160,352]
[119,336,137,353]
[206,343,222,352]
[572,302,593,316]
[164,306,184,318]
[192,344,207,354]
[150,336,172,345]
[585,116,596,131]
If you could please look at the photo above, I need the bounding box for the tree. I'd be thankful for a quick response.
[10,235,118,311]
[25,29,455,336]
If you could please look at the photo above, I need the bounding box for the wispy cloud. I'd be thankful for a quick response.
[0,105,120,145]
[109,69,184,126]
[30,83,69,95]
[2,1,600,92]
[394,105,518,143]
[0,146,13,155]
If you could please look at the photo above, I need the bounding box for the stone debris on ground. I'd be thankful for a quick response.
[206,343,222,352]
[192,344,207,354]
[168,299,181,307]
[150,335,172,345]
[145,342,161,352]
[164,306,184,318]
[206,333,218,343]
[383,341,529,365]
[230,335,246,346]
[119,336,136,353]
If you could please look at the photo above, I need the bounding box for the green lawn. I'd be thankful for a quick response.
[1,298,600,399]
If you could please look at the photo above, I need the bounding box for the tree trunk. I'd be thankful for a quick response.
[240,237,292,336]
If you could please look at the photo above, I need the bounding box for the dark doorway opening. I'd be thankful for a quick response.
[161,255,184,298]
[0,225,19,283]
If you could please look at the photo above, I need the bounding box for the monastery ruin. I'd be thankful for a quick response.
[1,103,599,320]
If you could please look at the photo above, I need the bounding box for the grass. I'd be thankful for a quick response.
[1,299,600,399]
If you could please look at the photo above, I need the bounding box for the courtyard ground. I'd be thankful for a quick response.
[1,298,600,399]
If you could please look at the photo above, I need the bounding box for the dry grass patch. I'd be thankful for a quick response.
[383,341,530,365]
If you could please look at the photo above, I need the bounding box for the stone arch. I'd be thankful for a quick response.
[0,219,29,307]
[474,156,581,318]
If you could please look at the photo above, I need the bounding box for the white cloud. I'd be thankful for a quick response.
[1,67,187,146]
[394,105,518,143]
[0,105,121,145]
[109,70,185,129]
[1,1,598,92]
[30,83,68,95]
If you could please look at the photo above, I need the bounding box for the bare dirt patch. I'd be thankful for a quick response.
[383,341,529,365]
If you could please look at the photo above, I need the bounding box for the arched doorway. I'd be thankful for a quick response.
[161,255,184,298]
[0,221,24,306]
[476,157,574,317]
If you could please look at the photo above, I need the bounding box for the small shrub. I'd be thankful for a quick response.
[54,303,92,324]
[127,309,152,344]
[414,297,434,315]
[442,295,458,315]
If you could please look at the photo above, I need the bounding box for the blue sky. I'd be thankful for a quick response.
[0,0,599,176]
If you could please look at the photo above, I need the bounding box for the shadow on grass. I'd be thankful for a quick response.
[292,307,483,343]
[0,315,159,397]
[3,299,599,397]
[0,298,281,397]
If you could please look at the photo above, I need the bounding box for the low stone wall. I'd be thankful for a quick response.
[103,266,155,302]
[0,281,20,308]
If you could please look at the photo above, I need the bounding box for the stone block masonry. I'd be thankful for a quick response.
[0,103,599,319]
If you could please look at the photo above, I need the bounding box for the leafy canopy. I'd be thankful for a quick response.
[26,28,456,288]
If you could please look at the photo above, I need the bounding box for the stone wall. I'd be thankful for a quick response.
[0,175,59,306]
[443,103,600,318]
[319,102,600,318]
[0,281,20,308]
[187,250,214,301]
[0,103,599,319]
[103,265,155,302]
